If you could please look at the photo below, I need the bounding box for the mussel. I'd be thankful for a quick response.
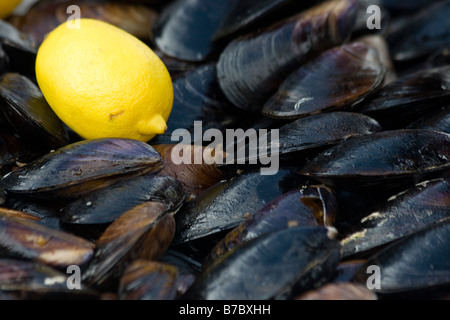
[0,72,69,149]
[0,138,163,200]
[216,0,358,112]
[182,226,341,300]
[299,129,450,192]
[341,175,450,258]
[261,42,386,119]
[352,219,450,298]
[58,174,185,226]
[82,201,176,288]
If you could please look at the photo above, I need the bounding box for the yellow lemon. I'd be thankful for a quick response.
[0,0,22,19]
[35,18,173,142]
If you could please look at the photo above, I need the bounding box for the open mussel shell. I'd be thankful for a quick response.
[386,1,450,63]
[0,73,69,149]
[355,65,450,129]
[118,260,179,300]
[216,0,358,113]
[82,202,176,288]
[202,184,338,268]
[0,138,163,200]
[153,144,226,197]
[182,226,341,300]
[11,0,159,46]
[0,258,98,300]
[408,106,450,134]
[172,166,307,248]
[261,42,385,119]
[59,174,185,226]
[0,213,94,269]
[352,219,450,298]
[299,129,450,192]
[341,175,450,258]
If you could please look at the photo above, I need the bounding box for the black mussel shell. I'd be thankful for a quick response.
[341,176,450,258]
[153,0,234,61]
[172,167,307,247]
[386,1,450,62]
[0,213,94,268]
[82,202,175,288]
[59,174,185,226]
[408,106,450,134]
[0,20,37,79]
[182,226,341,300]
[356,66,450,129]
[262,42,385,119]
[353,219,450,298]
[0,138,163,200]
[299,129,450,191]
[0,73,69,149]
[202,185,338,268]
[216,0,358,113]
[118,260,179,300]
[0,258,98,299]
[227,112,382,166]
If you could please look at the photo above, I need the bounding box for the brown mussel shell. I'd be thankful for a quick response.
[11,0,158,46]
[262,42,386,119]
[82,202,176,288]
[118,259,179,300]
[0,138,163,200]
[153,144,226,197]
[0,258,98,299]
[0,213,94,268]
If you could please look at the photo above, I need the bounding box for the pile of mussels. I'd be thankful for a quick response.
[0,0,450,300]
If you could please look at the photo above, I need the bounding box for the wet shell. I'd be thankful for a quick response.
[356,66,450,129]
[58,174,185,226]
[299,129,450,191]
[202,185,338,268]
[182,226,341,300]
[0,214,94,268]
[216,0,358,112]
[118,260,179,300]
[0,138,163,200]
[261,42,385,119]
[0,73,69,149]
[82,202,176,288]
[341,175,450,258]
[173,167,306,246]
[0,258,98,299]
[353,219,450,297]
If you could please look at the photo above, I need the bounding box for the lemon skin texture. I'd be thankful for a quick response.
[35,18,173,142]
